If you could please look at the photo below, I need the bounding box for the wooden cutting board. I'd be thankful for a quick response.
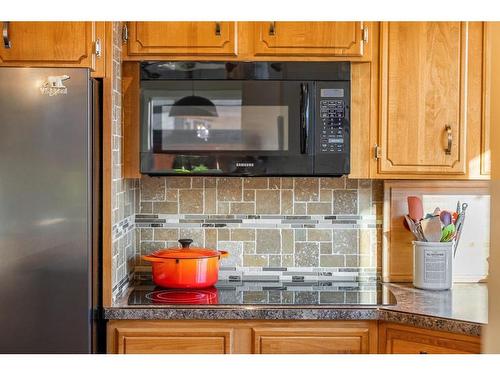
[383,180,490,282]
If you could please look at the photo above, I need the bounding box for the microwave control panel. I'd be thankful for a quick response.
[318,90,346,153]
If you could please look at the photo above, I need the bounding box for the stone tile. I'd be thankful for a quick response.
[140,202,152,213]
[165,177,191,189]
[282,255,294,267]
[333,190,358,214]
[281,178,294,189]
[320,176,345,189]
[230,202,255,214]
[320,292,345,304]
[281,190,293,215]
[205,229,217,249]
[359,229,374,256]
[243,242,256,254]
[154,228,179,241]
[372,180,384,202]
[153,201,178,214]
[218,228,230,241]
[359,179,372,189]
[320,189,333,202]
[346,255,360,267]
[204,188,216,214]
[373,202,383,219]
[320,242,332,254]
[269,177,280,189]
[165,189,178,201]
[332,229,358,255]
[346,178,358,189]
[320,254,345,267]
[243,254,268,267]
[217,178,242,201]
[269,255,281,267]
[256,229,281,254]
[295,229,306,241]
[358,189,371,216]
[294,242,319,267]
[192,177,204,188]
[295,292,319,305]
[141,176,165,201]
[179,190,204,214]
[243,291,267,304]
[217,202,230,214]
[204,177,216,188]
[308,229,332,242]
[243,190,255,202]
[243,177,268,189]
[307,202,332,215]
[218,241,242,267]
[179,228,204,247]
[294,178,319,202]
[256,190,280,214]
[140,241,166,256]
[231,229,255,241]
[282,229,294,254]
[141,228,153,241]
[294,203,307,215]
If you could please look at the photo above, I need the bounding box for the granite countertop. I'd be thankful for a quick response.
[104,282,487,337]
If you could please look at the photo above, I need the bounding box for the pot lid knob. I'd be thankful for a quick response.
[178,238,193,248]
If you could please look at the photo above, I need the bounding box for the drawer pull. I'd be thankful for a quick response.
[269,21,276,36]
[444,125,452,155]
[3,21,12,49]
[215,22,221,36]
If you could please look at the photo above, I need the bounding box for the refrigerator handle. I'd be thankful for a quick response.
[3,22,12,49]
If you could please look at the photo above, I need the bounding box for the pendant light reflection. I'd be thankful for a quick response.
[169,95,218,118]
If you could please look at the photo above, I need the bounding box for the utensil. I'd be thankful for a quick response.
[440,223,455,242]
[404,215,426,241]
[142,239,229,288]
[407,196,424,222]
[421,216,442,242]
[439,210,452,226]
[453,203,468,256]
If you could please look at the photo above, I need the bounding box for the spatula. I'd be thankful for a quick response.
[421,216,442,242]
[407,196,424,222]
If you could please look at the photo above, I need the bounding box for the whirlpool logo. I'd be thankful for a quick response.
[235,162,254,168]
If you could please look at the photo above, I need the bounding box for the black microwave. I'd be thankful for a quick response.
[140,61,350,176]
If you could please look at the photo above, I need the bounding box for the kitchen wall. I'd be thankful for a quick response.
[134,176,383,279]
[110,22,139,300]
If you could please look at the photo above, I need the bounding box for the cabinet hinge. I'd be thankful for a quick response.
[122,24,128,43]
[374,144,381,160]
[94,39,102,58]
[362,26,369,43]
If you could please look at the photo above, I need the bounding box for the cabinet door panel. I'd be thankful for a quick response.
[127,22,236,56]
[379,22,467,175]
[0,22,93,66]
[254,22,364,56]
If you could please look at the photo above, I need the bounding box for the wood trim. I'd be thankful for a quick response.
[379,322,481,354]
[102,22,114,308]
[481,22,492,176]
[382,180,490,282]
[122,62,141,179]
[91,21,106,78]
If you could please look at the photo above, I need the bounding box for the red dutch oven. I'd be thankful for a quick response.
[142,239,228,289]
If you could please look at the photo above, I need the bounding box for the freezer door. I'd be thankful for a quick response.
[0,68,93,353]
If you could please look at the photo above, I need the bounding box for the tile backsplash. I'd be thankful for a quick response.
[134,176,383,277]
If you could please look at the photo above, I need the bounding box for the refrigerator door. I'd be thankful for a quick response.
[0,68,93,353]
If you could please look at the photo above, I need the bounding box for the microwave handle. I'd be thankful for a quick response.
[300,83,310,154]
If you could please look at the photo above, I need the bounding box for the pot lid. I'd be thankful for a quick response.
[148,239,221,259]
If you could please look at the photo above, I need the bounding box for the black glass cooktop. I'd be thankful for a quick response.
[128,281,396,306]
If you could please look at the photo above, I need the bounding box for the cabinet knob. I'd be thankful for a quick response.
[419,351,428,354]
[269,21,276,36]
[445,125,452,155]
[215,22,221,36]
[3,21,12,49]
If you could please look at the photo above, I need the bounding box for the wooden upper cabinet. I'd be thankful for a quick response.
[125,22,237,57]
[378,22,469,175]
[0,22,100,69]
[253,22,366,57]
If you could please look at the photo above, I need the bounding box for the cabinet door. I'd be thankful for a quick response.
[126,22,236,56]
[0,22,96,68]
[111,325,234,354]
[252,322,376,354]
[253,22,365,57]
[379,323,481,354]
[378,22,469,175]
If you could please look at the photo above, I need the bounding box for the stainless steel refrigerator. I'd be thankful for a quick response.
[0,67,103,353]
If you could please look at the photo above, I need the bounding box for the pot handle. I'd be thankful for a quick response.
[142,255,165,263]
[218,250,229,259]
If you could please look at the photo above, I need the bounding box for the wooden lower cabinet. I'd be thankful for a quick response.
[107,320,378,354]
[379,323,481,354]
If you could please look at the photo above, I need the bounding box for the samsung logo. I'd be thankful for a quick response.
[235,162,254,168]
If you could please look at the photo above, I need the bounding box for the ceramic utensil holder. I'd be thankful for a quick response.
[413,241,453,290]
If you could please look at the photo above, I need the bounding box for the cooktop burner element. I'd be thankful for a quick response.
[145,288,218,305]
[128,281,397,307]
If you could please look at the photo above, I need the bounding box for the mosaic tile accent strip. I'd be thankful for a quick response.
[135,176,383,274]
